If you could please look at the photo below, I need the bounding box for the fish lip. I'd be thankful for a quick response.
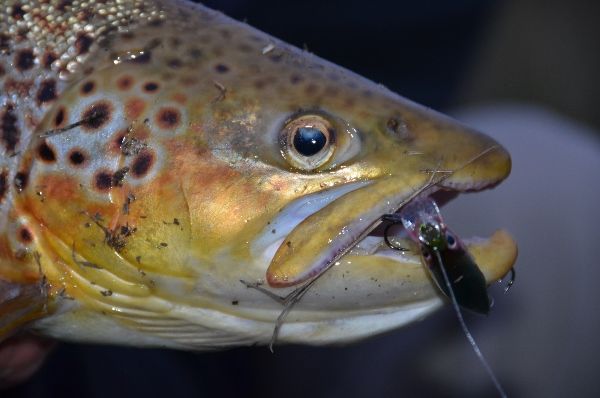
[334,176,507,266]
[267,173,502,288]
[355,179,503,259]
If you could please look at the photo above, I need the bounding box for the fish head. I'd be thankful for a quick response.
[7,2,516,347]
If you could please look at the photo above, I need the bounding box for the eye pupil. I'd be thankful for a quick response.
[293,127,327,156]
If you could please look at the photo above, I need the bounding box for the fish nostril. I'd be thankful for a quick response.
[386,117,411,141]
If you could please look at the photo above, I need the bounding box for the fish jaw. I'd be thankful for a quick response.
[275,230,517,344]
[265,106,512,288]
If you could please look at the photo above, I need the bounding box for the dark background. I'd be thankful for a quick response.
[6,0,600,397]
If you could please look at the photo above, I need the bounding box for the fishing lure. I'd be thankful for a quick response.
[385,197,491,314]
[384,197,509,397]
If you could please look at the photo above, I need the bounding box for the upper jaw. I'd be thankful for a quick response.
[264,142,511,288]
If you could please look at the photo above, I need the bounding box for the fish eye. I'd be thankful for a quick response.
[280,114,335,171]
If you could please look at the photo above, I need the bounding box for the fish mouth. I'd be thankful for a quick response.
[264,145,516,290]
[348,187,515,283]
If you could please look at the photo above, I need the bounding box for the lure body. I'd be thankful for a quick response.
[399,197,490,314]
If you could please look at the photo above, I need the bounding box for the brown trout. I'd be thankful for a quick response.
[0,0,517,349]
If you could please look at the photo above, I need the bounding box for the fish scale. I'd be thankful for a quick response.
[0,0,516,348]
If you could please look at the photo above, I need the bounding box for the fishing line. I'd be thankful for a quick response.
[433,249,507,398]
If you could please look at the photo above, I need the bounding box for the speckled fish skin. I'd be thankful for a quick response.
[0,0,517,349]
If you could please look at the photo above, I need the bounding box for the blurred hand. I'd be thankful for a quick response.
[0,335,55,389]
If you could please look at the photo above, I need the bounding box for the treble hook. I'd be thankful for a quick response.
[503,267,516,294]
[381,214,410,252]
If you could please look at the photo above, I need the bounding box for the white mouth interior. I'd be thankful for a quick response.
[251,180,466,274]
[250,181,372,266]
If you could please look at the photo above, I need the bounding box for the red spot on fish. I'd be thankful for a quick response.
[172,93,187,105]
[117,75,134,91]
[156,108,181,130]
[42,174,78,202]
[125,98,146,120]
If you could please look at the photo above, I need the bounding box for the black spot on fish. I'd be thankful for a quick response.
[54,107,66,127]
[81,81,95,95]
[131,151,154,178]
[0,34,11,55]
[15,49,35,71]
[36,79,57,105]
[143,82,159,92]
[37,141,56,162]
[11,4,25,19]
[1,104,19,153]
[42,51,57,68]
[214,63,229,74]
[14,171,28,192]
[68,149,87,166]
[94,170,113,191]
[0,170,7,203]
[82,102,111,131]
[75,33,93,55]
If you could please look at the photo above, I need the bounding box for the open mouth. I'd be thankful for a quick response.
[263,167,516,290]
[358,189,459,255]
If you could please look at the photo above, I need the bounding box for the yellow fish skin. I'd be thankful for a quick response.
[0,0,516,349]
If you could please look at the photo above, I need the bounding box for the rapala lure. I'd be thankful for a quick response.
[384,197,508,397]
[384,197,491,314]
